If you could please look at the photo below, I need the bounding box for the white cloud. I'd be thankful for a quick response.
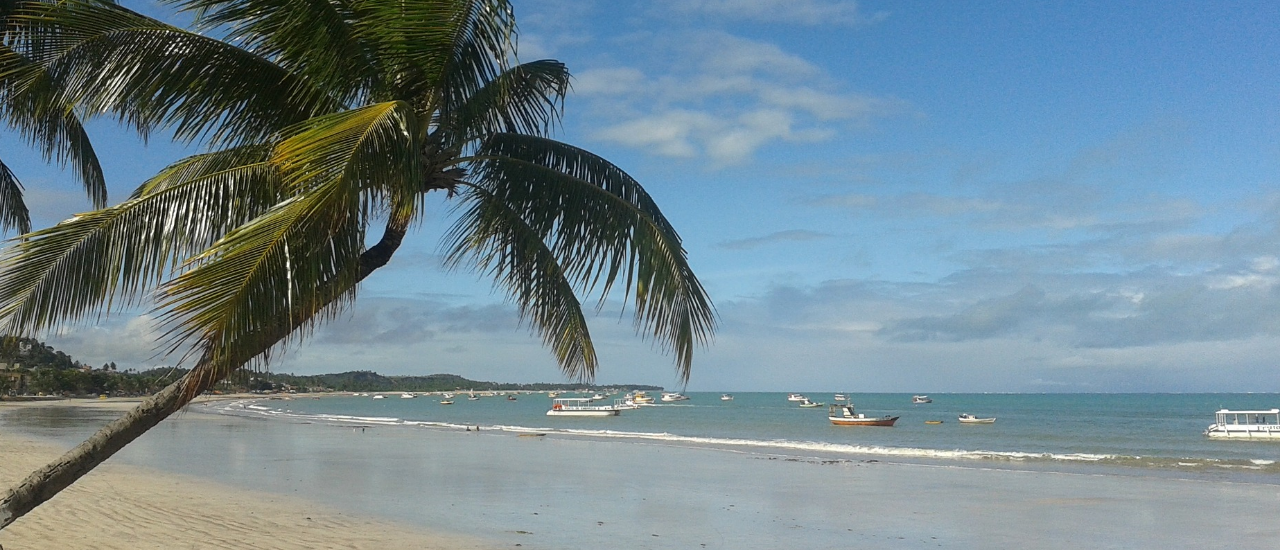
[578,32,905,166]
[666,0,888,26]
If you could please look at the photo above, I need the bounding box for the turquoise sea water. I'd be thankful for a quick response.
[213,392,1280,482]
[8,393,1280,548]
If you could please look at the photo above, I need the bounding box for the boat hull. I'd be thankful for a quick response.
[1205,426,1280,438]
[829,416,899,427]
[958,418,995,424]
[546,409,620,417]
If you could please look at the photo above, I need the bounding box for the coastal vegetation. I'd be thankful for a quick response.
[0,0,713,530]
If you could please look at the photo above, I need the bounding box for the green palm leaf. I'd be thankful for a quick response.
[0,44,107,212]
[7,0,340,146]
[159,101,422,369]
[0,148,280,335]
[0,159,29,234]
[456,133,715,380]
[442,59,570,145]
[445,185,597,379]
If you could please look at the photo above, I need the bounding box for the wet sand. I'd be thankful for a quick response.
[0,398,498,549]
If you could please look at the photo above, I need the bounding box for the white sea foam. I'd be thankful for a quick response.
[194,399,1170,468]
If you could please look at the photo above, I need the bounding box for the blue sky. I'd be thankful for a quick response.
[9,0,1280,392]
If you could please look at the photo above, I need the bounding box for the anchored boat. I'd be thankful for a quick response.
[546,397,622,417]
[1204,408,1280,439]
[958,413,995,424]
[828,404,898,427]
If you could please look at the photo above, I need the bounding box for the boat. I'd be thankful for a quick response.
[912,395,932,404]
[442,393,454,399]
[439,400,454,405]
[631,392,655,404]
[400,393,416,399]
[507,395,517,401]
[957,413,995,424]
[1204,409,1280,439]
[591,393,606,400]
[787,393,807,402]
[924,420,943,424]
[547,391,559,398]
[833,393,847,402]
[828,404,898,426]
[660,392,690,402]
[798,398,824,408]
[372,394,385,399]
[546,397,622,417]
[721,394,734,401]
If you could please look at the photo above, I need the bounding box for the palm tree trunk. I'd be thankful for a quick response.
[0,219,408,531]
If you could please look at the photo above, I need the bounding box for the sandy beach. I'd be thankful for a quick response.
[0,398,498,550]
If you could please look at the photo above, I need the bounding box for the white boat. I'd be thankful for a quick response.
[591,393,606,400]
[372,395,385,399]
[787,393,807,402]
[443,393,454,399]
[400,393,416,399]
[721,394,734,401]
[1205,409,1280,439]
[439,400,454,405]
[661,392,690,402]
[833,393,848,402]
[798,398,824,408]
[958,413,995,424]
[828,404,898,426]
[546,397,621,417]
[912,395,932,404]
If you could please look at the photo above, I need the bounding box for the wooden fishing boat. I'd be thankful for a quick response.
[828,404,898,427]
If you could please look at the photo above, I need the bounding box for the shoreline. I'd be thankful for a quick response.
[0,398,500,550]
[6,397,1280,548]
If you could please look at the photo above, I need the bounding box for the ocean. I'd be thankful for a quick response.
[212,391,1280,481]
[6,392,1280,548]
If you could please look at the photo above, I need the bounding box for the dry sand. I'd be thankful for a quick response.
[0,398,498,550]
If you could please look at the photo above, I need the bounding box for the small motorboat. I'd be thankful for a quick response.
[372,394,386,399]
[828,404,898,427]
[798,398,825,408]
[401,393,416,399]
[958,413,995,424]
[912,395,932,404]
[787,393,807,402]
[721,394,734,401]
[925,420,943,425]
[507,395,517,401]
[660,392,690,402]
[833,393,848,402]
[439,400,454,405]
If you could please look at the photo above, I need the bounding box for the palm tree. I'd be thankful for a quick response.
[0,0,714,531]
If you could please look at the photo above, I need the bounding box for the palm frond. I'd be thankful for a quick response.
[175,0,378,106]
[444,185,597,380]
[441,59,569,145]
[347,0,514,104]
[0,44,107,208]
[6,0,340,147]
[0,159,30,234]
[159,101,423,368]
[0,147,279,335]
[457,133,715,381]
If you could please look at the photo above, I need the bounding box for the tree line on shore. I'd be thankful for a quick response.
[0,337,660,397]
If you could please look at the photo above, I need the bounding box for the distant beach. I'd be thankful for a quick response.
[3,396,1280,548]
